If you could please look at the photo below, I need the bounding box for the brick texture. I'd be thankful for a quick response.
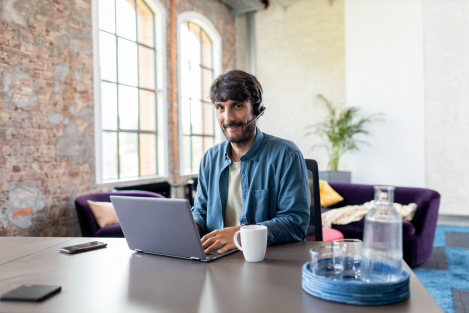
[0,0,235,237]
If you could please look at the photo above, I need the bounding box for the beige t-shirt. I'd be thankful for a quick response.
[224,161,243,227]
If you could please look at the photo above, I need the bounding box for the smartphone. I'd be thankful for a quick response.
[59,241,107,254]
[0,285,61,302]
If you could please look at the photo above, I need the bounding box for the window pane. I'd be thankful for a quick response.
[102,131,118,180]
[188,23,201,65]
[190,63,201,100]
[181,97,190,135]
[181,23,200,65]
[138,45,155,89]
[180,60,191,99]
[202,68,212,102]
[101,82,117,130]
[137,0,154,47]
[201,31,212,69]
[99,0,115,33]
[203,137,214,154]
[203,102,214,135]
[116,0,136,41]
[119,85,138,129]
[139,89,155,131]
[118,38,138,86]
[99,31,117,82]
[191,136,203,173]
[180,22,215,176]
[183,136,191,175]
[191,100,202,134]
[180,23,191,61]
[139,133,156,176]
[119,132,139,178]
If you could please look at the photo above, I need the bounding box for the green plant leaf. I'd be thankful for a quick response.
[305,94,384,170]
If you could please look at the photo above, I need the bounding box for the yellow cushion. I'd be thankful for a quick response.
[308,179,344,208]
[87,200,119,228]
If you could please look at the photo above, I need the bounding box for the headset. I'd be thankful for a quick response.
[245,86,266,127]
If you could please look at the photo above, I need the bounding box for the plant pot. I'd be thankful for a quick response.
[319,171,351,183]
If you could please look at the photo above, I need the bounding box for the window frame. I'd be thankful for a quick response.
[177,11,223,177]
[92,0,168,185]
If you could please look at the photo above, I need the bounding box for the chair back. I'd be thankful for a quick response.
[113,181,171,198]
[186,178,199,206]
[75,191,164,237]
[305,159,323,241]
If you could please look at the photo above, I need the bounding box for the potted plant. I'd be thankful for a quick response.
[306,94,383,183]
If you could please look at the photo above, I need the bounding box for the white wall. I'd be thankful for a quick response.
[423,0,469,215]
[344,0,426,187]
[255,0,345,169]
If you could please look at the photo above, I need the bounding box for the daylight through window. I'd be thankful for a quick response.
[98,0,160,180]
[180,22,215,175]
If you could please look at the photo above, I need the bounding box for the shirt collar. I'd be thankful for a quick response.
[222,127,264,162]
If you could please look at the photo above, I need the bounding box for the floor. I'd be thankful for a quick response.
[413,224,469,313]
[438,215,469,227]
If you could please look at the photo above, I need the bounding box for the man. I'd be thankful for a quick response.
[191,69,310,255]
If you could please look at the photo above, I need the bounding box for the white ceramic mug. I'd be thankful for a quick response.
[233,225,268,262]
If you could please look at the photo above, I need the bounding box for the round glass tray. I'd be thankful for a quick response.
[301,262,410,305]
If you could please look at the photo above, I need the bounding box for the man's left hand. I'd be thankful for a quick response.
[201,226,242,255]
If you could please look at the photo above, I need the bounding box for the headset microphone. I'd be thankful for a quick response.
[245,86,266,127]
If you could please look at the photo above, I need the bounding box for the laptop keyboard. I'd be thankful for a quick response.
[206,246,223,255]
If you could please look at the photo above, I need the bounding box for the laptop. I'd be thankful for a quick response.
[110,196,238,262]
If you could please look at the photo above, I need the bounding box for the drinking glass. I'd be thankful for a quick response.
[332,239,362,279]
[309,246,343,280]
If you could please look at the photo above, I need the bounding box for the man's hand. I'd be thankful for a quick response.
[201,226,242,255]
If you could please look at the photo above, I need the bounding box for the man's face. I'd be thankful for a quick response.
[215,99,256,143]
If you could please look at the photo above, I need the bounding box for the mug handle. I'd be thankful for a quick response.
[233,230,243,251]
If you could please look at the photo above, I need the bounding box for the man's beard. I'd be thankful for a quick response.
[221,121,256,144]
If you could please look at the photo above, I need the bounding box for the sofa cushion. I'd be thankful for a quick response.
[95,223,124,238]
[321,208,416,237]
[87,200,119,228]
[309,179,344,207]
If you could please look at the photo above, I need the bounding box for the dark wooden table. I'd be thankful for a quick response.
[0,238,443,313]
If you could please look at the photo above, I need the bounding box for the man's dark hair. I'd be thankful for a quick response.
[209,69,263,115]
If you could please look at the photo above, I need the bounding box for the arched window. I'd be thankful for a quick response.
[178,13,222,175]
[93,0,167,183]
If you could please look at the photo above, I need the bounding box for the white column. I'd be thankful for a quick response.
[344,0,425,187]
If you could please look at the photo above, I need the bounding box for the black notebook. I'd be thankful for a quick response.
[0,285,61,302]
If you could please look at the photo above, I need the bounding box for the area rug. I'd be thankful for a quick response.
[413,225,469,313]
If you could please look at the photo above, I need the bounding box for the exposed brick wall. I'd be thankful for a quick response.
[0,0,236,237]
[0,0,97,237]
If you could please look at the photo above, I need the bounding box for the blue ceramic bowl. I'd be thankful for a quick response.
[302,262,410,305]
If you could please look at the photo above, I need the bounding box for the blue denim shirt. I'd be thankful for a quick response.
[191,127,310,245]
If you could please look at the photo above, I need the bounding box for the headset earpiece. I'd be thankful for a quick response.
[245,86,266,127]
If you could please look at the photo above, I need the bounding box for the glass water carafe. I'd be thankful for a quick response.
[360,186,402,283]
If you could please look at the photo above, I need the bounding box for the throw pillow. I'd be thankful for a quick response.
[87,200,119,228]
[308,179,344,208]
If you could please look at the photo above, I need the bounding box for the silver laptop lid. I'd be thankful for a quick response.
[110,196,206,261]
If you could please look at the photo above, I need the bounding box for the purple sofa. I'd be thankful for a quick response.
[75,191,164,238]
[324,182,441,268]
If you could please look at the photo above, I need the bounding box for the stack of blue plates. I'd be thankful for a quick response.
[302,263,410,305]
